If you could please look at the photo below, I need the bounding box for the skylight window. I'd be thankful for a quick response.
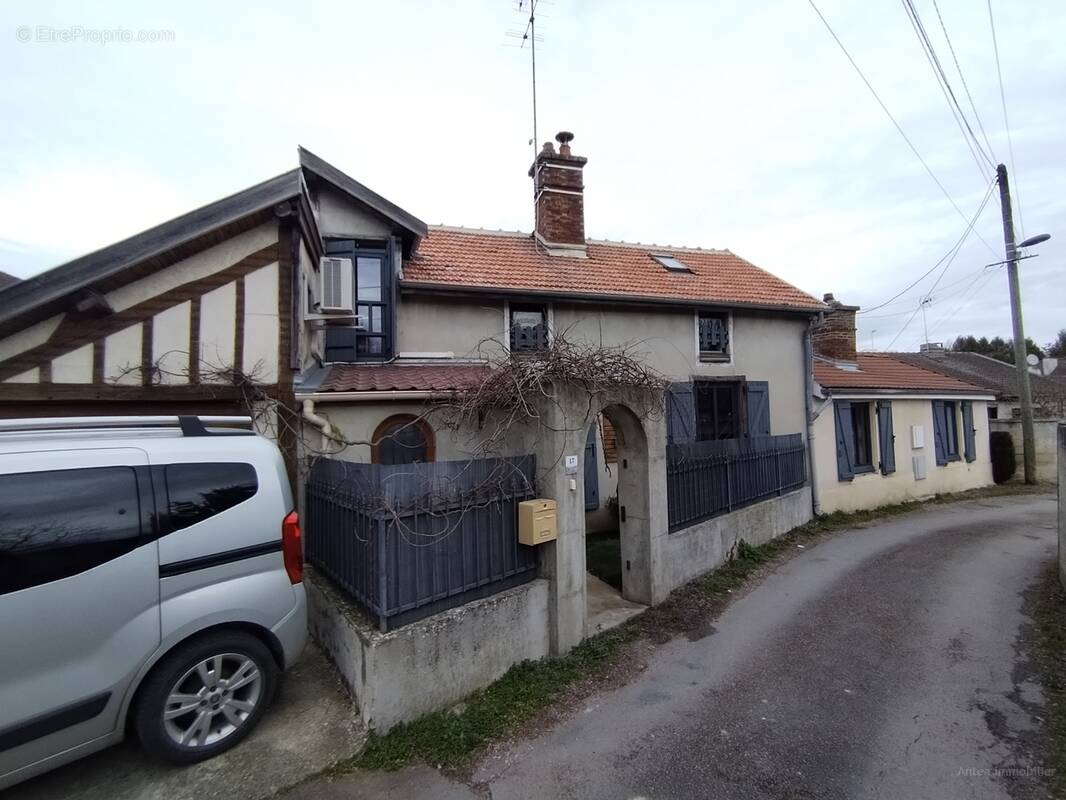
[652,253,691,273]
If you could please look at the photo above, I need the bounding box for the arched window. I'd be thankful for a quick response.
[371,415,435,465]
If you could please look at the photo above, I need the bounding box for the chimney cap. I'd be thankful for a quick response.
[823,292,835,303]
[555,131,574,145]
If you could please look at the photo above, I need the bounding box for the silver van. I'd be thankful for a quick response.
[0,416,307,790]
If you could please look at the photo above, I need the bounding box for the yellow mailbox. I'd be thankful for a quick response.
[518,498,558,545]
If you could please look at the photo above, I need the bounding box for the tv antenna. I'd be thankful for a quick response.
[507,1,546,158]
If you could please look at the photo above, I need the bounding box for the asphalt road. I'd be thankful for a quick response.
[293,494,1059,800]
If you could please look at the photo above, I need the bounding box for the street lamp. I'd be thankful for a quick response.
[1018,233,1051,248]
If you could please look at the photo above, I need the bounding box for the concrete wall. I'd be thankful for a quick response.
[990,418,1061,484]
[814,396,994,514]
[654,487,812,593]
[306,570,550,733]
[1058,424,1064,590]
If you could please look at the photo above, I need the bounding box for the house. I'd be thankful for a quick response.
[0,132,825,729]
[809,296,995,513]
[893,346,1066,482]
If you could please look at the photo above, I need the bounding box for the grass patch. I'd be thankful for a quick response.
[1031,565,1066,797]
[585,531,622,592]
[343,482,1054,775]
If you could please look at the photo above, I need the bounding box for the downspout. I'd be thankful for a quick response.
[804,317,822,516]
[302,398,339,453]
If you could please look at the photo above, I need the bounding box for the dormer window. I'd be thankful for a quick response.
[653,254,691,273]
[322,238,393,361]
[698,312,730,362]
[509,304,548,352]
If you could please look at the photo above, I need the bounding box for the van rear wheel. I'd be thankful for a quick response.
[135,630,278,764]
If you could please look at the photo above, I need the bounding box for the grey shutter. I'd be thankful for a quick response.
[961,401,976,462]
[584,425,599,510]
[834,401,856,481]
[746,381,771,438]
[666,382,696,444]
[877,401,896,475]
[932,401,948,465]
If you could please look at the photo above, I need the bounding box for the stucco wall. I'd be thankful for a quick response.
[316,186,394,240]
[814,396,994,514]
[307,570,550,732]
[392,296,810,437]
[990,418,1062,483]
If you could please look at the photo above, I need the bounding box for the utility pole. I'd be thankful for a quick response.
[996,163,1037,484]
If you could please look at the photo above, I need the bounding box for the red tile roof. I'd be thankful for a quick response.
[402,228,824,312]
[319,363,490,393]
[814,353,991,394]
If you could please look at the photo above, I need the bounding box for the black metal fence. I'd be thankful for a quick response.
[667,434,806,532]
[305,455,539,631]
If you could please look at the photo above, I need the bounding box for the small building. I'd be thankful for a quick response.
[810,296,995,513]
[893,348,1066,482]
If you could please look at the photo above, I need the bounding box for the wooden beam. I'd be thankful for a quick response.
[0,242,279,382]
[0,382,262,403]
[234,275,245,376]
[189,296,201,383]
[141,316,154,386]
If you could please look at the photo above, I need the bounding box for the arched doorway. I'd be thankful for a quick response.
[583,403,652,633]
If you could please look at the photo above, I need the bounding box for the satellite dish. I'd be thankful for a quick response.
[1026,354,1039,366]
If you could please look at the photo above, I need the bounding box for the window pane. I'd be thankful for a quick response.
[378,420,429,465]
[357,257,382,302]
[510,306,547,351]
[699,314,730,357]
[852,403,872,466]
[166,463,258,531]
[357,336,385,355]
[714,386,737,438]
[0,467,142,595]
[371,306,383,333]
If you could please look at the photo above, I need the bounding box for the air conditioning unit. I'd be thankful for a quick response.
[319,257,354,314]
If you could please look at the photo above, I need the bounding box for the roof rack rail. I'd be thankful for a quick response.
[0,416,254,437]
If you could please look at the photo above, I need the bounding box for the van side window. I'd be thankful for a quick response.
[165,463,258,532]
[0,467,142,595]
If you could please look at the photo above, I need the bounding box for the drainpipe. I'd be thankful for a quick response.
[804,317,822,516]
[301,398,339,452]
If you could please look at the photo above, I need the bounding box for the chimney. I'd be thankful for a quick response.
[812,292,859,362]
[528,131,588,257]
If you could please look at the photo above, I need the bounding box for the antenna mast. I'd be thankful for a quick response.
[512,0,543,158]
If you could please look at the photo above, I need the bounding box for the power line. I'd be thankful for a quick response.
[987,0,1025,238]
[807,0,999,257]
[926,266,1001,339]
[931,0,998,163]
[899,0,994,178]
[858,178,995,314]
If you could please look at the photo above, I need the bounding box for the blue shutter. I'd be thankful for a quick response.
[932,401,948,465]
[877,401,896,475]
[961,401,976,462]
[584,425,599,510]
[746,381,771,438]
[834,401,856,481]
[666,382,696,444]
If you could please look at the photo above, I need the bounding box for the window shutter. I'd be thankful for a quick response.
[834,401,856,481]
[961,401,976,462]
[746,381,771,437]
[666,382,696,445]
[877,401,896,475]
[584,425,599,510]
[932,401,948,465]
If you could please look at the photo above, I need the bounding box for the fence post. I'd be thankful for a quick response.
[376,518,388,633]
[726,456,733,512]
[775,446,782,496]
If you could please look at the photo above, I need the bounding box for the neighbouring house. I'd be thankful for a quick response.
[810,296,995,513]
[0,132,825,731]
[892,346,1066,483]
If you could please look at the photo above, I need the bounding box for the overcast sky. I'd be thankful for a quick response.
[1,0,1063,352]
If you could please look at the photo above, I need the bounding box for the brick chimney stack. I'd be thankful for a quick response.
[812,292,860,362]
[528,131,588,257]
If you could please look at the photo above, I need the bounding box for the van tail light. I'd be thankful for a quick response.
[282,510,303,584]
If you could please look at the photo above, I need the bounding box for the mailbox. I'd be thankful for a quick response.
[518,498,558,545]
